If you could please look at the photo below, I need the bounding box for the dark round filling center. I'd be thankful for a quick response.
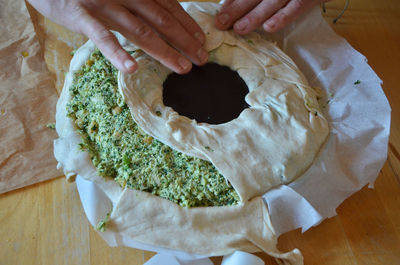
[163,62,249,124]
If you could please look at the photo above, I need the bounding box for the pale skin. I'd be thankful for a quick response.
[27,0,209,74]
[27,0,328,74]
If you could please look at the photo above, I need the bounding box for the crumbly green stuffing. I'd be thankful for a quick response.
[46,123,56,129]
[96,209,111,232]
[66,50,239,207]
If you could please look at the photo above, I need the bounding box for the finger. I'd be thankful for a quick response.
[233,0,289,35]
[215,0,261,30]
[220,0,235,7]
[77,7,138,73]
[263,0,315,32]
[154,0,206,45]
[102,6,193,74]
[126,0,208,66]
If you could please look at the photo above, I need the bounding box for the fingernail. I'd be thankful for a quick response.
[217,13,230,25]
[235,19,248,32]
[197,48,208,64]
[264,20,276,31]
[195,32,205,45]
[124,59,136,70]
[178,57,191,71]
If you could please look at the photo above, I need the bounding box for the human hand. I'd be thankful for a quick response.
[215,0,328,35]
[27,0,208,74]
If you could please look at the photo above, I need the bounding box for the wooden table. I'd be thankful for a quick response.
[1,0,399,264]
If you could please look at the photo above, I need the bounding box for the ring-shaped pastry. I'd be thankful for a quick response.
[119,10,329,203]
[54,3,328,264]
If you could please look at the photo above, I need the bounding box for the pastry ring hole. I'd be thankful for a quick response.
[162,62,249,124]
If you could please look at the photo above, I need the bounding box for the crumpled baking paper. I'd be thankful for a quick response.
[75,175,269,265]
[0,1,60,193]
[68,1,390,265]
[263,4,390,237]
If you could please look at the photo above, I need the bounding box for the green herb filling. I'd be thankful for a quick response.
[66,50,239,207]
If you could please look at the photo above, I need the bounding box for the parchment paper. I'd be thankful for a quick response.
[0,1,60,193]
[71,2,390,264]
[263,5,390,236]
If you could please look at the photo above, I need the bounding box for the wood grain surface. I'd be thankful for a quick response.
[1,0,400,264]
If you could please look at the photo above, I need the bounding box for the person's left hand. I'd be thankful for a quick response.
[215,0,328,34]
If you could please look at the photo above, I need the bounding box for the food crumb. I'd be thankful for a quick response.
[204,146,214,152]
[143,136,153,145]
[46,123,56,129]
[96,210,111,232]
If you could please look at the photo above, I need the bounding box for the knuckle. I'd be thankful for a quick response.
[157,12,175,29]
[162,49,181,68]
[229,1,243,12]
[101,44,126,68]
[106,49,121,63]
[247,13,263,26]
[108,45,123,60]
[161,0,179,13]
[92,28,114,43]
[276,11,288,23]
[133,24,153,40]
[271,0,285,7]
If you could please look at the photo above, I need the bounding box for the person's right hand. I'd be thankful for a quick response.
[27,0,208,74]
